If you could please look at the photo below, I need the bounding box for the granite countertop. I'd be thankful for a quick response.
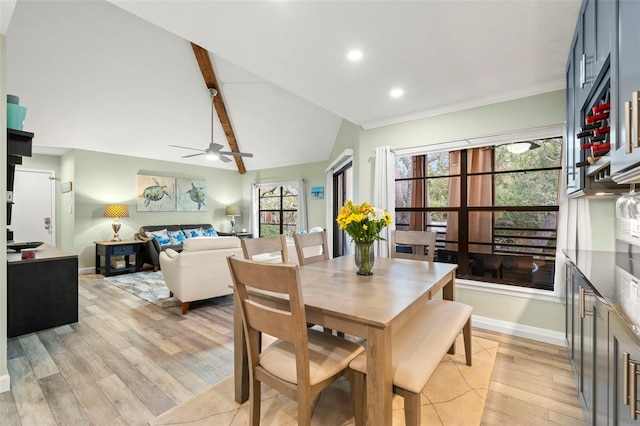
[564,241,640,339]
[6,244,77,263]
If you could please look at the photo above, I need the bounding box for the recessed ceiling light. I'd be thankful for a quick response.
[347,49,363,62]
[390,88,404,98]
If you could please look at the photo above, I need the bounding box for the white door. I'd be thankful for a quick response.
[11,169,56,244]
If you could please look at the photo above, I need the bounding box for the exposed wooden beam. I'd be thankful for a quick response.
[191,42,246,174]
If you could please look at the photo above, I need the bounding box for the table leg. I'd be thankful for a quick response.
[234,293,249,403]
[366,325,392,426]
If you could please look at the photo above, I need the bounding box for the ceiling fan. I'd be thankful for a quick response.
[170,88,253,163]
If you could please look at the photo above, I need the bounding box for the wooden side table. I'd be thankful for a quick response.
[94,240,144,277]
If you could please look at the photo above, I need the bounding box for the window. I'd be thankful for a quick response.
[395,137,562,291]
[258,184,299,237]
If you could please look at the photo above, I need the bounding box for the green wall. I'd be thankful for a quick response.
[65,150,243,268]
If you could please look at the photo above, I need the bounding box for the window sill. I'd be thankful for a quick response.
[456,278,562,304]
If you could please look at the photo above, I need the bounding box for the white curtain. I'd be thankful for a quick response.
[373,146,395,257]
[251,183,259,238]
[297,178,308,233]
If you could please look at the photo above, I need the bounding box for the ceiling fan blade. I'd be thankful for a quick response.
[182,152,206,158]
[208,142,224,152]
[169,144,204,152]
[219,154,233,163]
[219,151,253,158]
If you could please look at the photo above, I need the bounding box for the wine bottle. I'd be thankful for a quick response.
[591,134,607,143]
[585,112,609,124]
[592,103,610,114]
[576,156,599,167]
[581,123,601,132]
[593,126,610,137]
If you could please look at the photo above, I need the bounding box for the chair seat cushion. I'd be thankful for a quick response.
[260,329,364,386]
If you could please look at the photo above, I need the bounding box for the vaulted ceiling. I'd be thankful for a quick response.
[4,0,580,172]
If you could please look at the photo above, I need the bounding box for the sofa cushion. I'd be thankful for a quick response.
[182,227,204,238]
[146,229,171,246]
[183,236,241,252]
[167,230,187,245]
[202,227,219,237]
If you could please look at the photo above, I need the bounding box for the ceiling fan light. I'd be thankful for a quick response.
[507,142,532,154]
[205,152,218,161]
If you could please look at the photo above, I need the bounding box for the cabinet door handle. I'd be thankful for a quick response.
[626,101,633,154]
[626,352,631,405]
[631,358,640,420]
[633,92,640,149]
[625,352,640,420]
[579,286,593,318]
[580,54,585,88]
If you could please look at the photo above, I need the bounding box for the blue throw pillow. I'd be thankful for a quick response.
[183,227,204,238]
[202,227,218,237]
[167,230,186,245]
[147,229,170,246]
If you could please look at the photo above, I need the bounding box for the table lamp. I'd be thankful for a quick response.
[104,203,129,241]
[225,205,240,234]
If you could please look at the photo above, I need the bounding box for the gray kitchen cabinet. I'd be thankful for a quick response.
[566,260,597,424]
[609,311,640,425]
[610,0,640,181]
[566,259,613,425]
[565,0,620,196]
[594,296,609,424]
[566,44,581,195]
[574,0,612,108]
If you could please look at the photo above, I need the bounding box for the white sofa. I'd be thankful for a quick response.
[159,236,243,314]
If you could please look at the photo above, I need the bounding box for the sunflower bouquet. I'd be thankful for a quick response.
[336,200,392,243]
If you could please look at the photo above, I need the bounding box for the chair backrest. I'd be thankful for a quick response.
[227,256,311,385]
[293,231,329,266]
[241,234,289,263]
[390,230,437,262]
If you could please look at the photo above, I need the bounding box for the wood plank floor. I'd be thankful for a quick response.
[0,274,585,425]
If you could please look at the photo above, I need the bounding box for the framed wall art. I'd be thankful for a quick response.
[136,175,176,212]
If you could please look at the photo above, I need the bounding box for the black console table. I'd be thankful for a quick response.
[7,244,78,338]
[94,240,143,277]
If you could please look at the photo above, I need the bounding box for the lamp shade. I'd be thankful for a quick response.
[225,205,240,216]
[104,203,129,218]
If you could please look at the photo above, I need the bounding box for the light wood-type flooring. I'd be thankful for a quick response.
[0,274,584,425]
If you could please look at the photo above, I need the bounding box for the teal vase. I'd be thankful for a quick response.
[354,241,374,276]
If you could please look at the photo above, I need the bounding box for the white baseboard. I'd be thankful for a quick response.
[0,373,10,393]
[79,267,94,275]
[473,314,566,347]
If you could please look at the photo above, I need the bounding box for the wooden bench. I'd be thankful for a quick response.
[350,299,473,426]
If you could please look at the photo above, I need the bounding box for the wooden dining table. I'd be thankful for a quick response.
[233,255,458,426]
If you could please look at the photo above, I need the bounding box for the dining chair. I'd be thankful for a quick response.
[293,230,344,337]
[241,234,290,263]
[227,256,364,426]
[293,230,329,266]
[390,230,437,262]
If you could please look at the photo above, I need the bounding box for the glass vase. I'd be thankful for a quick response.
[354,241,375,275]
